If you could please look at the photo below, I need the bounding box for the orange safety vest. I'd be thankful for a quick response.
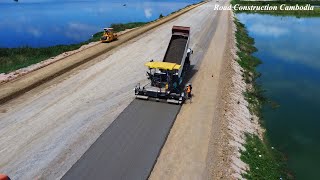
[0,174,9,180]
[186,86,191,93]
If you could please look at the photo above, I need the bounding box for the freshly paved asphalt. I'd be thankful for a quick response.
[62,100,180,180]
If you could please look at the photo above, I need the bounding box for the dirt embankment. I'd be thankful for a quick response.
[214,11,264,179]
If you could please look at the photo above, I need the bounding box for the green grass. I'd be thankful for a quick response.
[231,0,320,17]
[241,134,292,180]
[0,44,84,74]
[234,18,264,117]
[234,18,292,179]
[0,22,147,74]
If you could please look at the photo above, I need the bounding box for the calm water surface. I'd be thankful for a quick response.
[0,0,199,48]
[238,13,320,179]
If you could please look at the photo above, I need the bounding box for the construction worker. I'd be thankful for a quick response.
[165,83,169,90]
[185,83,192,102]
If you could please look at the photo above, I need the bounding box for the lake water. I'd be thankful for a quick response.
[0,0,199,48]
[238,13,320,179]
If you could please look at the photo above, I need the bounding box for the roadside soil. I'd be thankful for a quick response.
[149,8,233,180]
[0,1,224,179]
[223,12,264,179]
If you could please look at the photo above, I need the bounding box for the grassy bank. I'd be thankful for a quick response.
[234,18,292,179]
[231,0,320,17]
[240,134,291,179]
[0,22,146,74]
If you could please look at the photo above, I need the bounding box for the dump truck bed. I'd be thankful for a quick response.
[163,36,188,65]
[163,26,190,77]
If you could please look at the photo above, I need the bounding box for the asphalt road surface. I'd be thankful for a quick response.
[62,100,180,180]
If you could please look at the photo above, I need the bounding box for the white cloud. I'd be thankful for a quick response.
[237,13,320,70]
[269,45,320,70]
[68,22,96,31]
[64,22,98,40]
[27,27,42,37]
[144,8,152,19]
[249,23,289,37]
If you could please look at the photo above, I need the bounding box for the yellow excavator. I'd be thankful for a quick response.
[100,28,118,43]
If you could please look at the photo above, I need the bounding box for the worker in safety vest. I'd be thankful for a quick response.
[185,83,192,100]
[165,83,169,90]
[0,174,10,180]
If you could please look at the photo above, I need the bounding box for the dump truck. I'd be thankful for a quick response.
[134,26,193,104]
[100,28,118,43]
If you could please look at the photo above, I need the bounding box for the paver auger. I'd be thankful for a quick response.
[135,26,193,105]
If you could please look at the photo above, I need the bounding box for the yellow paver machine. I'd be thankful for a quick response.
[134,26,193,105]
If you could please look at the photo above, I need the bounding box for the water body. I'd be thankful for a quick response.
[238,13,320,179]
[0,0,199,48]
